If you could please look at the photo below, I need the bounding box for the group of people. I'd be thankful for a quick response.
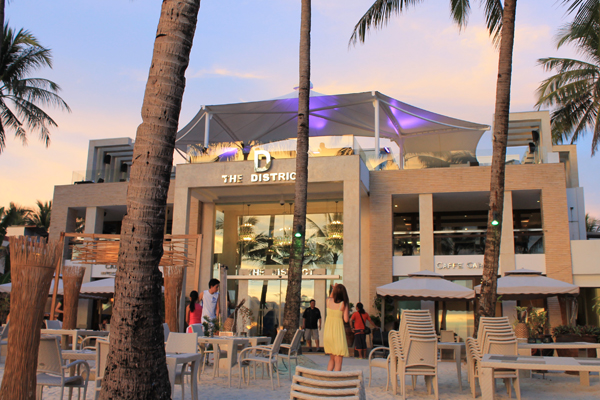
[303,283,378,371]
[185,281,375,372]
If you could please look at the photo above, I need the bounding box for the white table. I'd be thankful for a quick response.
[166,353,202,400]
[198,337,250,386]
[480,354,600,399]
[438,342,464,391]
[518,342,600,386]
[62,349,96,361]
[41,329,109,350]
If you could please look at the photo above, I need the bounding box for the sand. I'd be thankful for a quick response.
[3,353,600,399]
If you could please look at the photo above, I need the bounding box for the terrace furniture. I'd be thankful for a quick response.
[367,346,391,390]
[197,336,247,386]
[163,323,170,341]
[166,352,202,400]
[41,329,109,351]
[279,328,304,380]
[36,336,90,400]
[517,341,600,386]
[45,320,63,330]
[466,317,520,400]
[238,329,286,390]
[166,332,199,399]
[480,354,600,400]
[290,366,366,400]
[0,321,8,355]
[438,342,464,391]
[95,339,109,400]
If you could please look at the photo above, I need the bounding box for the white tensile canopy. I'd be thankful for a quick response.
[0,278,63,294]
[377,270,475,301]
[474,269,579,300]
[175,91,489,155]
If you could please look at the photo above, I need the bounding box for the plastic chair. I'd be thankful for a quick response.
[290,366,366,400]
[165,332,198,400]
[398,336,439,400]
[163,323,170,342]
[45,320,63,329]
[368,346,391,390]
[238,329,286,390]
[36,336,90,400]
[279,328,304,380]
[94,338,110,400]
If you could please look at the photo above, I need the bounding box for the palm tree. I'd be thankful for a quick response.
[350,0,521,326]
[282,0,312,343]
[1,202,30,227]
[26,200,51,233]
[536,8,600,155]
[100,1,201,399]
[586,213,599,232]
[0,25,70,153]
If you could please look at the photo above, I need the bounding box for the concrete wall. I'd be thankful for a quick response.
[572,240,600,287]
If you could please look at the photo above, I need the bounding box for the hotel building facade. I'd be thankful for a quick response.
[49,91,600,341]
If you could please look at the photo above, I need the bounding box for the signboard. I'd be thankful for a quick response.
[221,149,296,184]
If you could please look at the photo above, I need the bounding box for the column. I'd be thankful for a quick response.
[172,187,192,332]
[343,180,361,301]
[78,207,104,328]
[499,191,516,276]
[419,194,434,271]
[313,269,326,349]
[84,207,104,234]
[199,202,216,294]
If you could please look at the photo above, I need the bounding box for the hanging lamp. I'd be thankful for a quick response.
[239,204,255,242]
[327,201,343,244]
[273,203,292,247]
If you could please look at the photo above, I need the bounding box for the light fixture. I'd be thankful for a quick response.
[273,203,292,247]
[327,201,343,244]
[491,212,500,227]
[238,204,255,242]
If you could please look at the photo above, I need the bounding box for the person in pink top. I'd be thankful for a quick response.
[186,290,203,333]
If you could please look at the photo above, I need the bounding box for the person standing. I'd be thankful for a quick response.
[199,279,220,323]
[350,302,378,359]
[186,290,203,333]
[302,299,322,352]
[323,284,349,371]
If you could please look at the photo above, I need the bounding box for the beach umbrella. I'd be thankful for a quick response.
[377,270,475,301]
[0,278,63,294]
[474,269,579,300]
[79,278,115,296]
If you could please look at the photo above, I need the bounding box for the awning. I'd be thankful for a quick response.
[377,270,475,301]
[80,278,115,295]
[474,269,579,300]
[0,279,63,294]
[176,91,489,155]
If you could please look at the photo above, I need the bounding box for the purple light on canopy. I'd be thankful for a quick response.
[218,148,239,158]
[309,114,327,130]
[390,107,429,130]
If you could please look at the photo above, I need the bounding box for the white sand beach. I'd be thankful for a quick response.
[7,353,600,399]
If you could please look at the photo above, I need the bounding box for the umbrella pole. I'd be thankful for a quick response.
[381,296,385,331]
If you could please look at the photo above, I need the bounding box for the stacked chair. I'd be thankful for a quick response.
[290,366,366,400]
[391,310,439,400]
[466,317,520,399]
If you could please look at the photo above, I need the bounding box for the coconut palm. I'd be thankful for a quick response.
[100,1,201,399]
[283,0,312,343]
[0,25,70,153]
[0,202,30,227]
[350,0,523,325]
[586,213,599,232]
[26,200,51,232]
[536,10,600,155]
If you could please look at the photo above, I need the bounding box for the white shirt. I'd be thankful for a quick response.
[201,289,219,320]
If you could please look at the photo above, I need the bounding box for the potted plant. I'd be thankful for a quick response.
[514,306,528,339]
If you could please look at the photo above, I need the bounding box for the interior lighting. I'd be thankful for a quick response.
[238,204,256,242]
[273,203,292,247]
[326,201,343,244]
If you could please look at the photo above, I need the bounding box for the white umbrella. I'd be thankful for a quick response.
[0,278,63,294]
[80,278,115,295]
[474,269,579,300]
[377,270,475,301]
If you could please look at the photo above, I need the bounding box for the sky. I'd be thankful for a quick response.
[1,0,599,217]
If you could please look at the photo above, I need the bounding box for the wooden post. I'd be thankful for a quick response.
[219,265,227,326]
[49,232,65,321]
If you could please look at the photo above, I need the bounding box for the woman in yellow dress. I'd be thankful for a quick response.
[323,283,350,371]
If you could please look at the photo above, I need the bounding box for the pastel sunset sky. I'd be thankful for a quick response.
[1,0,599,217]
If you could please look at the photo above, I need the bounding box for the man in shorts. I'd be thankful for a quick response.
[302,300,321,352]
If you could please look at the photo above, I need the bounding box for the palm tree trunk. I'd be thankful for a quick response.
[100,1,200,399]
[283,0,311,343]
[477,0,517,335]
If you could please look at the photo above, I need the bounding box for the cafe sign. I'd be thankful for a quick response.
[221,149,296,184]
[436,262,483,270]
[250,268,314,276]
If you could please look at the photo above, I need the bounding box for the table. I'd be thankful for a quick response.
[480,354,600,399]
[166,353,202,400]
[62,349,96,361]
[41,329,109,350]
[438,342,464,391]
[518,342,600,386]
[198,337,250,386]
[247,336,271,347]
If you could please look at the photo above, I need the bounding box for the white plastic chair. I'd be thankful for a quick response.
[165,332,199,400]
[36,336,90,400]
[279,328,304,380]
[368,346,391,390]
[94,338,110,400]
[45,320,63,329]
[290,366,366,400]
[238,329,286,390]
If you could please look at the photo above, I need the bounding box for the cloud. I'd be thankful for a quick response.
[187,67,265,80]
